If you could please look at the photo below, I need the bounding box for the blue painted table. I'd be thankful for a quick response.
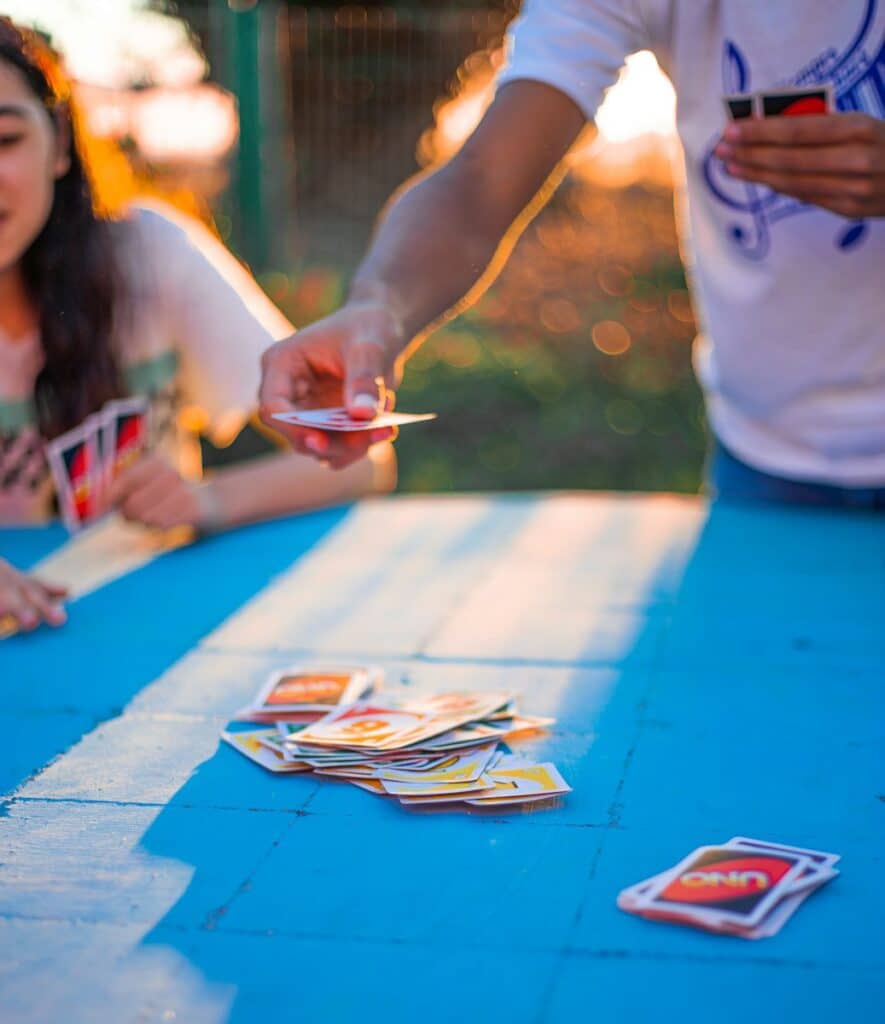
[1,494,883,1023]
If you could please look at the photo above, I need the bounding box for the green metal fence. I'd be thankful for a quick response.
[176,1,508,272]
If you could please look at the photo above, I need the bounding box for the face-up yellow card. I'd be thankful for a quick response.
[465,759,571,804]
[222,730,312,773]
[379,774,496,798]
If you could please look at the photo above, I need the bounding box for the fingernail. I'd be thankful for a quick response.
[715,142,733,158]
[369,428,394,444]
[351,394,378,414]
[726,162,740,175]
[724,124,740,141]
[50,603,67,625]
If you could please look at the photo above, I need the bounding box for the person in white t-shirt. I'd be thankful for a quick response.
[0,20,395,633]
[259,0,885,508]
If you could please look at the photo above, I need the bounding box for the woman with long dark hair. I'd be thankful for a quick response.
[0,19,395,632]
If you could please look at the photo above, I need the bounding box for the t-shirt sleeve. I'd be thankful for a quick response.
[496,0,650,122]
[132,203,293,446]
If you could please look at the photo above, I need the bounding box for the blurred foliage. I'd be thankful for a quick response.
[283,1,516,8]
[264,178,707,496]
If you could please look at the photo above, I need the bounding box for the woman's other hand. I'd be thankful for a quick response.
[108,454,215,532]
[0,557,68,632]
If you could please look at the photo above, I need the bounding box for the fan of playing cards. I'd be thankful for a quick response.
[618,837,839,939]
[223,665,572,810]
[46,396,150,532]
[724,83,834,121]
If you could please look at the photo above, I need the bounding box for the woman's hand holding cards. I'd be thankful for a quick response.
[259,297,402,469]
[0,557,68,633]
[108,454,210,533]
[715,112,885,219]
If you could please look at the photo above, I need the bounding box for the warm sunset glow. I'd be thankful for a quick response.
[594,50,676,144]
[133,85,238,163]
[420,45,678,186]
[592,320,632,356]
[1,0,236,188]
[0,0,206,88]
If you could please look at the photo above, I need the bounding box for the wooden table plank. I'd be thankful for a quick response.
[206,497,536,658]
[424,495,704,664]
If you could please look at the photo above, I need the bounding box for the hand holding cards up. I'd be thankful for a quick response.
[719,84,885,219]
[723,84,834,122]
[46,397,150,532]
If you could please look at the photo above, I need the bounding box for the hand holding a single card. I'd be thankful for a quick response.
[108,453,208,532]
[0,557,68,632]
[259,298,402,469]
[715,112,885,218]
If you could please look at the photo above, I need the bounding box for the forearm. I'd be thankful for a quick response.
[349,165,512,348]
[256,81,586,464]
[201,444,396,531]
[349,82,585,353]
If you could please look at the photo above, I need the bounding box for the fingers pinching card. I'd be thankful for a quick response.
[272,407,436,432]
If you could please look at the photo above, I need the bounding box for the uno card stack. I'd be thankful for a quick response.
[223,665,571,811]
[46,397,150,532]
[724,83,834,121]
[618,837,839,939]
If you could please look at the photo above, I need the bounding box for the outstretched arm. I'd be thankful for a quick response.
[259,80,587,466]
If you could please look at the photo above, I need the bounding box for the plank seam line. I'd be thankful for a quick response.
[560,948,884,971]
[535,627,669,1024]
[8,796,309,815]
[0,912,154,928]
[200,813,302,931]
[196,645,655,670]
[5,795,616,826]
[140,923,883,972]
[411,653,656,669]
[0,912,881,974]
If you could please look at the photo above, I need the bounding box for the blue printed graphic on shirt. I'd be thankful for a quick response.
[702,0,884,259]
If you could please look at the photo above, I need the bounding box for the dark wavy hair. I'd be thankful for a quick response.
[0,18,125,438]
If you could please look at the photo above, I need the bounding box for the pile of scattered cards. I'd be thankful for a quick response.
[618,836,839,939]
[724,84,834,121]
[46,397,150,532]
[223,665,572,811]
[271,407,436,433]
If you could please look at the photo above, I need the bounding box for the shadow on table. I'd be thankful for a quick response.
[130,499,884,1022]
[0,507,350,798]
